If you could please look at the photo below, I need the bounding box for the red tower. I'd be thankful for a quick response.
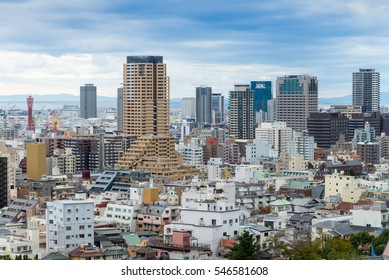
[27,96,34,130]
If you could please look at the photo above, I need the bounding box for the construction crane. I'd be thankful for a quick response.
[0,104,15,139]
[32,106,46,131]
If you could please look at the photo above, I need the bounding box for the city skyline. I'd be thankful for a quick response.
[0,1,388,98]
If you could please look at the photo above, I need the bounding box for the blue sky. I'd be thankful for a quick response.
[0,0,388,98]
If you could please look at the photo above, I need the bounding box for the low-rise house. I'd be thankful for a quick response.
[289,213,316,231]
[261,212,288,230]
[149,230,211,260]
[279,180,312,197]
[68,244,104,260]
[100,240,128,260]
[218,239,238,258]
[269,199,292,213]
[239,225,275,250]
[311,221,356,241]
[137,202,180,235]
[42,252,69,260]
[134,246,156,260]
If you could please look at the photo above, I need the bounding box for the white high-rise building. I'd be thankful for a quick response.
[255,122,293,157]
[181,97,196,119]
[164,183,241,256]
[46,200,94,252]
[207,158,223,181]
[177,138,204,167]
[245,139,270,164]
[287,130,315,161]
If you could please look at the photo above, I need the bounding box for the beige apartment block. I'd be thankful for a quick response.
[118,56,195,180]
[324,172,364,203]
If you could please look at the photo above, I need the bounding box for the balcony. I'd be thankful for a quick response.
[148,240,210,252]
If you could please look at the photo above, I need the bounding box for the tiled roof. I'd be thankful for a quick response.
[220,239,238,248]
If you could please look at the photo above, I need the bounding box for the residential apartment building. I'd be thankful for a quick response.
[117,56,192,180]
[46,200,94,252]
[287,130,314,161]
[255,122,293,157]
[164,184,241,256]
[229,85,254,140]
[324,172,365,203]
[353,69,380,113]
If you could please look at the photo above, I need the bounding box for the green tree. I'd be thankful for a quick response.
[268,230,321,260]
[350,231,374,254]
[322,237,359,260]
[347,169,356,176]
[372,229,389,255]
[228,231,259,260]
[308,162,315,169]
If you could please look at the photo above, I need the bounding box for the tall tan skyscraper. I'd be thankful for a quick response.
[117,56,194,180]
[27,143,46,180]
[123,56,170,136]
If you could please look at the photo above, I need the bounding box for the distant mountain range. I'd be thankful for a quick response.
[1,93,389,110]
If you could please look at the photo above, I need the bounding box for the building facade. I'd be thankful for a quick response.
[196,86,212,124]
[307,112,349,149]
[255,122,293,157]
[229,85,254,140]
[122,56,169,136]
[27,143,46,180]
[276,75,318,131]
[181,97,196,119]
[46,200,94,252]
[0,157,7,209]
[287,130,315,161]
[353,69,380,113]
[211,93,224,124]
[117,56,192,180]
[80,84,97,119]
[117,87,124,131]
[250,81,272,124]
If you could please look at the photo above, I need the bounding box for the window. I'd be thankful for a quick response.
[66,226,71,231]
[67,209,71,213]
[79,225,85,230]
